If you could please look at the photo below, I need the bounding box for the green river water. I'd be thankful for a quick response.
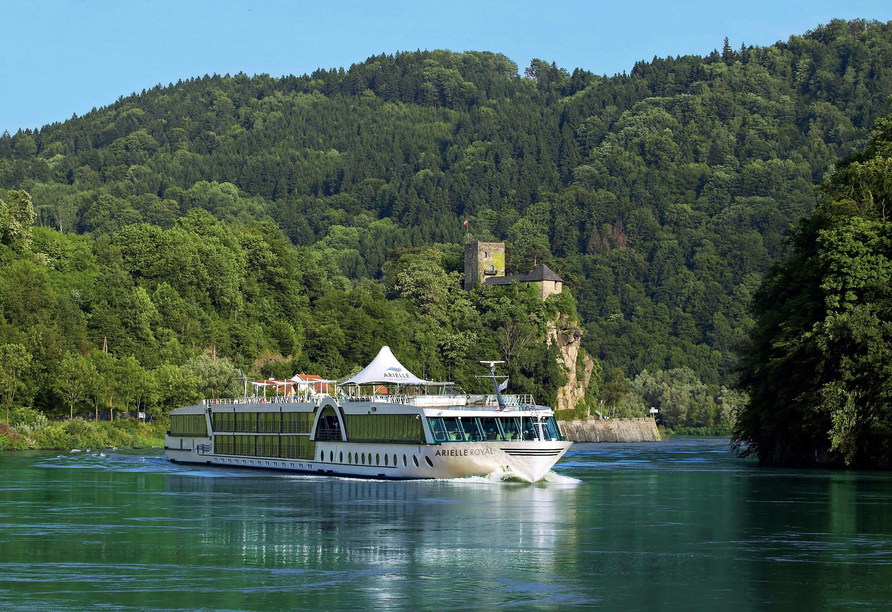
[1,437,891,610]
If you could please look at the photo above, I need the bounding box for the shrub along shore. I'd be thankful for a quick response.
[0,411,165,451]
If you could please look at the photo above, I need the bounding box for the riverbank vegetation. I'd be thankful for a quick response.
[734,111,892,468]
[2,19,892,441]
[0,408,165,451]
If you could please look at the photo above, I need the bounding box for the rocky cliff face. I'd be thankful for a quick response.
[547,315,595,413]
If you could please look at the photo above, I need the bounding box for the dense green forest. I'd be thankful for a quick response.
[0,188,572,422]
[734,110,892,468]
[2,18,892,437]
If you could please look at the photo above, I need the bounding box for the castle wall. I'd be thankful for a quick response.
[537,280,562,299]
[463,242,505,290]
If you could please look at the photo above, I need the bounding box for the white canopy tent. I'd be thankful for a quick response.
[342,345,441,386]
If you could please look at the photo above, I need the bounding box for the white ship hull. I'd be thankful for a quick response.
[166,437,571,482]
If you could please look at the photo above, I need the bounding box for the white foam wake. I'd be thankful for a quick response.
[446,468,582,485]
[538,470,582,484]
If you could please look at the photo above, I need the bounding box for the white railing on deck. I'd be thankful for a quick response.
[201,393,548,411]
[201,396,313,406]
[341,393,543,411]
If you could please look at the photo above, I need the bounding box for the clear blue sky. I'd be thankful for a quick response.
[2,0,890,135]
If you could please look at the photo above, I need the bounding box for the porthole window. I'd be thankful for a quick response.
[329,451,333,462]
[348,452,352,463]
[362,453,366,465]
[384,454,389,466]
[402,454,407,467]
[320,450,324,462]
[424,456,433,468]
[393,454,397,467]
[340,452,343,463]
[376,453,380,465]
[413,455,419,468]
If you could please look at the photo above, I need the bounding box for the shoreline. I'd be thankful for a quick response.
[0,419,165,452]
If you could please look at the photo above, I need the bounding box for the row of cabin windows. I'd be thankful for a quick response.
[214,435,316,460]
[170,414,207,437]
[427,416,562,442]
[317,449,433,469]
[344,414,424,444]
[212,411,315,434]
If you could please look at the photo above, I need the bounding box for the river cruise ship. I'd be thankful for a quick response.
[165,346,571,482]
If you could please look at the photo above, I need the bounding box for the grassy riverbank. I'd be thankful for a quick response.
[0,418,166,451]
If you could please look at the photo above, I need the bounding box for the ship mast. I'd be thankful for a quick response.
[480,360,506,411]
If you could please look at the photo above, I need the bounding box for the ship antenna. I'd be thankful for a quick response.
[239,370,248,401]
[480,360,506,411]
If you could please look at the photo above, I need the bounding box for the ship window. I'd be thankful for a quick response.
[428,417,447,442]
[384,454,389,466]
[361,453,366,465]
[460,418,483,442]
[521,417,539,441]
[402,454,407,467]
[376,453,380,465]
[478,418,503,441]
[413,455,419,468]
[499,417,521,441]
[393,454,397,467]
[340,452,343,463]
[442,417,465,442]
[329,451,333,462]
[541,418,556,441]
[320,450,325,462]
[425,456,433,468]
[545,417,561,440]
[348,452,352,463]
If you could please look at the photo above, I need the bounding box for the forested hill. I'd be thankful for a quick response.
[2,18,892,410]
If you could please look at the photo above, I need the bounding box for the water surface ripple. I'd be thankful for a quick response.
[2,438,891,610]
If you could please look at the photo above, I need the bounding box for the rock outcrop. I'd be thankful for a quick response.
[547,315,595,413]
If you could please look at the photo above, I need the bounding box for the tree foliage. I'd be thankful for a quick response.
[734,111,892,467]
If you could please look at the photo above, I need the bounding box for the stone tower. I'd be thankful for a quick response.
[464,242,505,290]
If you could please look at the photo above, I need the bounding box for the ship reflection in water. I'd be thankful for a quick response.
[165,467,584,606]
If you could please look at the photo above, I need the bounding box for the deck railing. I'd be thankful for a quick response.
[314,427,341,441]
[201,396,313,406]
[341,393,543,410]
[201,394,548,411]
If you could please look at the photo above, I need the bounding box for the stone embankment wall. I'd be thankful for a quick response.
[558,417,661,443]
